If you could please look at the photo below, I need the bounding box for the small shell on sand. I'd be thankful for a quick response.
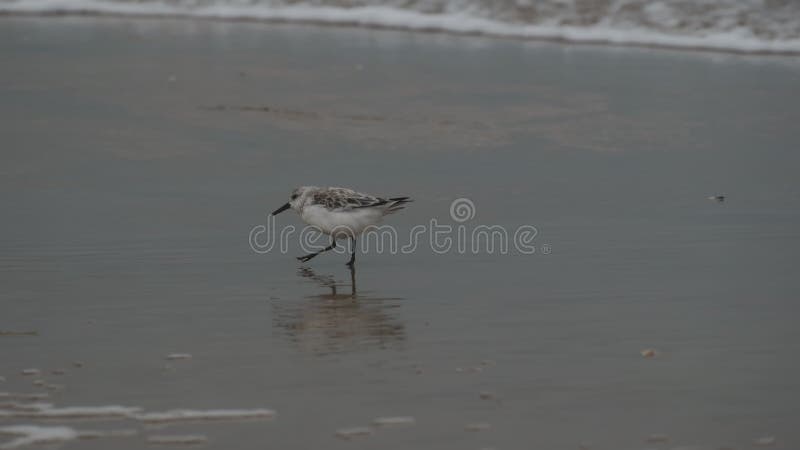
[465,423,491,432]
[165,354,192,361]
[479,391,494,400]
[32,380,45,386]
[372,416,415,427]
[20,369,41,376]
[481,360,496,366]
[645,433,669,443]
[72,362,84,368]
[754,436,776,446]
[640,349,658,359]
[147,434,208,445]
[335,427,372,440]
[50,370,66,376]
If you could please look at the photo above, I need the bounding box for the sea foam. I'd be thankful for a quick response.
[135,408,276,424]
[0,404,141,420]
[0,425,79,450]
[1,0,799,54]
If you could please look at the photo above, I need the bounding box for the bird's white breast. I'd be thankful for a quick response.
[300,205,383,237]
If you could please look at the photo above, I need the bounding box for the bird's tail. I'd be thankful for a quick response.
[385,196,412,214]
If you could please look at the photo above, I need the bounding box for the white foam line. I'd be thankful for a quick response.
[0,425,79,450]
[0,393,49,401]
[0,402,53,412]
[147,434,209,445]
[0,425,138,449]
[334,427,372,440]
[372,416,416,427]
[77,429,139,439]
[135,408,276,424]
[3,405,141,420]
[0,1,799,54]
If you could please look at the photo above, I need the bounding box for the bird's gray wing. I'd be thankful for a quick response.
[315,188,387,211]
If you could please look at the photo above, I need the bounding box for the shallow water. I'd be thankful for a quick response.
[1,16,799,450]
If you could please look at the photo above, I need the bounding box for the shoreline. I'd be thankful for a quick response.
[2,10,800,58]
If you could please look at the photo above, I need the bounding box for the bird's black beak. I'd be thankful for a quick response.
[271,203,291,215]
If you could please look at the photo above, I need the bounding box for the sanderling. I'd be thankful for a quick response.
[271,186,411,265]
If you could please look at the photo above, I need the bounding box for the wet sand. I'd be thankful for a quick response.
[1,16,800,450]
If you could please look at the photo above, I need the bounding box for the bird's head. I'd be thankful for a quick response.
[272,186,317,215]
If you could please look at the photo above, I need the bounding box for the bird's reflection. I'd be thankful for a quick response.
[271,266,406,355]
[297,266,358,299]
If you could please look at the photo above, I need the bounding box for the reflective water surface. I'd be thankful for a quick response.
[1,16,799,450]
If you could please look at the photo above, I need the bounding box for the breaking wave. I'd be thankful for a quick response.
[1,0,800,54]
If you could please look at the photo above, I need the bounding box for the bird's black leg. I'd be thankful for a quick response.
[346,237,356,266]
[348,262,356,297]
[297,238,337,263]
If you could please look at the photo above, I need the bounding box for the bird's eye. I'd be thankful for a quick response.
[291,194,298,200]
